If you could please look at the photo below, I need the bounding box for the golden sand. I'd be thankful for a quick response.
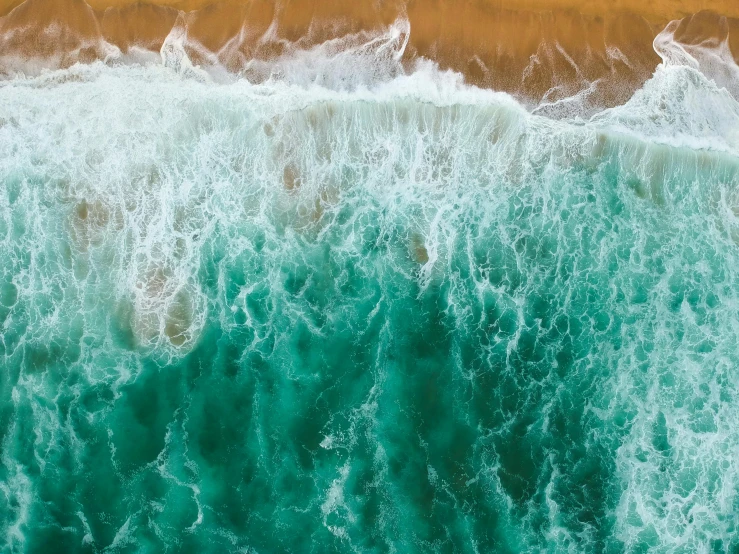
[1,0,738,107]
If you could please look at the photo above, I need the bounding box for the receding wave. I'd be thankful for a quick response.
[2,0,739,112]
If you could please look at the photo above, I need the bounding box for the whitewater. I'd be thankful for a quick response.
[2,18,739,553]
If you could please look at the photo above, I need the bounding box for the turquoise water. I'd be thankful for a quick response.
[2,61,739,553]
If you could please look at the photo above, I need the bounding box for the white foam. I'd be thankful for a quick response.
[654,18,739,101]
[591,64,739,155]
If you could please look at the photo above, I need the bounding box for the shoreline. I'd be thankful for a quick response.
[1,0,738,111]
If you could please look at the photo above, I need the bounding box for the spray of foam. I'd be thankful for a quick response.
[654,17,739,100]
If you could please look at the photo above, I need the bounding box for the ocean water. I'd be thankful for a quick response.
[2,25,739,554]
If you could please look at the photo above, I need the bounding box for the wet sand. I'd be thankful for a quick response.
[1,0,738,108]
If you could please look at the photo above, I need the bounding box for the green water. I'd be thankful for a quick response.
[2,64,739,552]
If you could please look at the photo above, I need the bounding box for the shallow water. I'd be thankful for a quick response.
[4,0,739,113]
[2,40,739,553]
